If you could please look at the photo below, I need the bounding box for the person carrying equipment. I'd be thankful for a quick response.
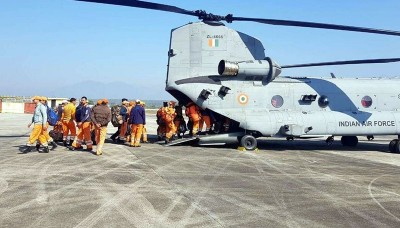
[62,98,77,146]
[71,96,93,151]
[129,100,146,147]
[38,96,58,150]
[90,98,111,156]
[22,96,49,153]
[185,102,201,137]
[110,98,127,142]
[164,101,177,143]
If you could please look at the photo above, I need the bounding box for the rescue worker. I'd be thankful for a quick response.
[129,100,146,147]
[91,98,111,156]
[174,102,185,138]
[126,101,135,143]
[199,108,212,135]
[39,96,58,150]
[156,102,167,141]
[92,99,103,146]
[140,101,148,143]
[164,101,177,143]
[110,98,128,142]
[22,96,49,153]
[185,102,201,137]
[71,96,93,151]
[70,98,84,149]
[62,98,77,146]
[119,99,129,142]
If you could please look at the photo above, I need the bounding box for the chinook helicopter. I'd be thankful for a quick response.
[76,0,400,152]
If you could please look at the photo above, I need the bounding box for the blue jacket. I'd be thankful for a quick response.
[81,105,91,122]
[120,106,128,122]
[129,105,146,125]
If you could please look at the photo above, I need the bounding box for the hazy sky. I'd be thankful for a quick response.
[1,0,400,99]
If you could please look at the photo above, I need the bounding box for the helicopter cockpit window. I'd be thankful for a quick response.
[271,95,284,108]
[361,96,373,108]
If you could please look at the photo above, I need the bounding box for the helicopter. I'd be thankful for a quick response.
[76,0,400,152]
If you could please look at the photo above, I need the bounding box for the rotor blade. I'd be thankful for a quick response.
[281,58,400,69]
[231,17,400,37]
[75,0,197,16]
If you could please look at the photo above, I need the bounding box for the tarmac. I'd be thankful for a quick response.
[1,113,400,227]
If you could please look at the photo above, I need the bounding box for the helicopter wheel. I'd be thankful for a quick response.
[341,136,358,147]
[240,135,257,151]
[389,139,399,153]
[367,135,374,141]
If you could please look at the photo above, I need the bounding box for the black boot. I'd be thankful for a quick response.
[35,144,40,151]
[22,146,33,153]
[50,141,58,150]
[41,146,49,153]
[63,140,67,147]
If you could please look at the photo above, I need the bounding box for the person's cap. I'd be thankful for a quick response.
[129,101,135,106]
[102,98,109,104]
[97,99,103,105]
[31,96,41,101]
[62,100,69,104]
[169,101,176,105]
[122,100,129,105]
[140,101,145,105]
[41,96,48,101]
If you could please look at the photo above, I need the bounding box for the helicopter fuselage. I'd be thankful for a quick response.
[166,21,400,139]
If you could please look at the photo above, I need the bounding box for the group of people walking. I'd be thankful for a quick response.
[23,96,233,155]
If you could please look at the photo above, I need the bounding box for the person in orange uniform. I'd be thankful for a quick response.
[199,109,212,135]
[156,102,167,141]
[185,102,201,137]
[173,102,185,137]
[129,100,146,147]
[139,101,149,143]
[126,101,135,143]
[164,101,177,143]
[71,96,93,151]
[90,99,111,156]
[62,98,77,146]
[119,100,129,142]
[38,96,58,150]
[22,96,49,153]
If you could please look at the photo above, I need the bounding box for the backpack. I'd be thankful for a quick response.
[47,106,58,126]
[111,105,123,127]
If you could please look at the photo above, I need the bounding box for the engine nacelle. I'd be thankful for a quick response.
[218,57,282,83]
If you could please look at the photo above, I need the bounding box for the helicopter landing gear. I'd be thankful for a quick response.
[389,139,399,153]
[325,136,334,145]
[286,136,294,141]
[367,135,374,141]
[341,136,358,147]
[240,135,257,151]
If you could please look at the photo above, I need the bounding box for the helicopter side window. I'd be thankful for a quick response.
[318,95,329,108]
[271,95,284,108]
[361,96,373,108]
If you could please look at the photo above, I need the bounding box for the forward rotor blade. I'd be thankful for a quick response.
[231,17,400,37]
[76,0,196,16]
[281,58,400,69]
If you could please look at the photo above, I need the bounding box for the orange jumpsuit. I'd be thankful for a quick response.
[164,107,177,140]
[185,103,201,136]
[62,103,76,141]
[156,107,166,139]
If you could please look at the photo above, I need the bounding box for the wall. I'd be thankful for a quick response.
[24,103,36,114]
[1,102,25,114]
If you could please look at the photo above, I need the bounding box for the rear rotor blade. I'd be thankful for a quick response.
[281,58,400,69]
[76,0,196,16]
[230,17,400,37]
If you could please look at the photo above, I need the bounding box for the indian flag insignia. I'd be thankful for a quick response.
[208,38,219,47]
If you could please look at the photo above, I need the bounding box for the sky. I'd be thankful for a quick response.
[1,0,400,100]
